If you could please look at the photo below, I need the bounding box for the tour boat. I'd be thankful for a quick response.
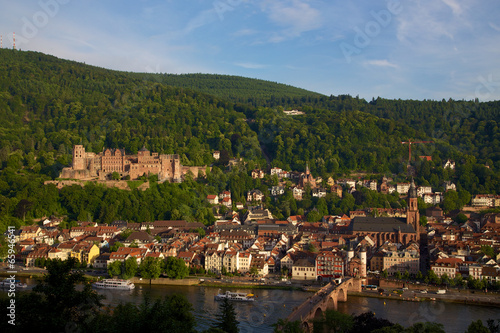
[0,279,27,289]
[92,278,135,290]
[214,290,255,302]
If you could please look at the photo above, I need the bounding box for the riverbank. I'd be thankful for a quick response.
[1,270,303,290]
[4,270,500,309]
[200,282,301,291]
[348,290,500,308]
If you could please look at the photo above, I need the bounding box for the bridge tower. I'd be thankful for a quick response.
[359,247,367,278]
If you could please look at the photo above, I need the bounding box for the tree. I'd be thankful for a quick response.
[164,256,189,279]
[426,270,440,284]
[139,257,163,280]
[112,171,120,180]
[371,324,405,333]
[419,216,428,226]
[123,257,138,279]
[442,190,459,212]
[281,266,289,277]
[480,245,495,258]
[17,258,103,332]
[93,294,197,333]
[311,309,353,333]
[308,241,318,253]
[249,266,259,276]
[405,322,445,333]
[307,209,322,222]
[454,274,464,288]
[107,260,122,277]
[110,241,124,252]
[440,273,450,287]
[454,213,468,224]
[273,319,305,333]
[15,199,33,222]
[214,297,239,333]
[487,319,500,333]
[0,235,9,259]
[351,312,395,333]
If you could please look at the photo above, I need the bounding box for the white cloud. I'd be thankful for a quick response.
[232,29,259,37]
[395,2,457,42]
[234,62,268,69]
[364,59,399,69]
[489,22,500,32]
[183,8,218,34]
[441,0,463,15]
[260,0,323,41]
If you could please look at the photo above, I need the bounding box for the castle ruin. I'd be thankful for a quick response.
[60,145,204,182]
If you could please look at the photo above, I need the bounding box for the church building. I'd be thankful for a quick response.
[347,179,420,247]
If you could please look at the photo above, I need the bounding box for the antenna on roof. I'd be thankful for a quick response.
[13,32,15,50]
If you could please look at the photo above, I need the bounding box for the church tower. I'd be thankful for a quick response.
[300,162,316,188]
[406,178,420,238]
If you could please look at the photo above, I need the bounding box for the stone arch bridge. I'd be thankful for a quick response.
[286,278,362,332]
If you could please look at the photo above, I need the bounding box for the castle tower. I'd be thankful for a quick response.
[72,145,86,170]
[172,154,182,182]
[407,178,420,238]
[138,145,149,163]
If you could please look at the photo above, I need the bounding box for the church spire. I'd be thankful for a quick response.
[409,178,417,198]
[407,178,420,240]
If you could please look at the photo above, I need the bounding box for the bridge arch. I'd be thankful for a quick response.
[286,278,362,332]
[337,286,348,302]
[326,295,337,310]
[313,307,323,319]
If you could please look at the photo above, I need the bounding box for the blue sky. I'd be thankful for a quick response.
[1,0,500,101]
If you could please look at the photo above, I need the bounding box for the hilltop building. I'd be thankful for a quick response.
[61,145,206,182]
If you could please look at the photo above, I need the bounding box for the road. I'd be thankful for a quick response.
[364,288,500,306]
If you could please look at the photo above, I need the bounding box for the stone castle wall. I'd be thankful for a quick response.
[63,145,185,182]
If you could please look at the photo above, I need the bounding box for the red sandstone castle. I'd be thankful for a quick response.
[61,145,203,182]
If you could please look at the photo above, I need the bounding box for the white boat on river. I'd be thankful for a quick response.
[214,290,255,302]
[0,279,27,289]
[92,278,135,290]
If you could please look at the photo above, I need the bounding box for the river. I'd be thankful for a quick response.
[95,283,500,333]
[3,278,500,332]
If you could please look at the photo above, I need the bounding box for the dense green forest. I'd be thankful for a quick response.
[0,49,499,230]
[131,72,324,107]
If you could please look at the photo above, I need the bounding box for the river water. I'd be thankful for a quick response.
[4,278,500,332]
[95,284,500,333]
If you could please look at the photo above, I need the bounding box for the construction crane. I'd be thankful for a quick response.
[401,139,433,163]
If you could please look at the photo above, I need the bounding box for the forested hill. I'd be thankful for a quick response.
[0,49,499,187]
[0,48,499,228]
[130,72,325,107]
[0,48,264,168]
